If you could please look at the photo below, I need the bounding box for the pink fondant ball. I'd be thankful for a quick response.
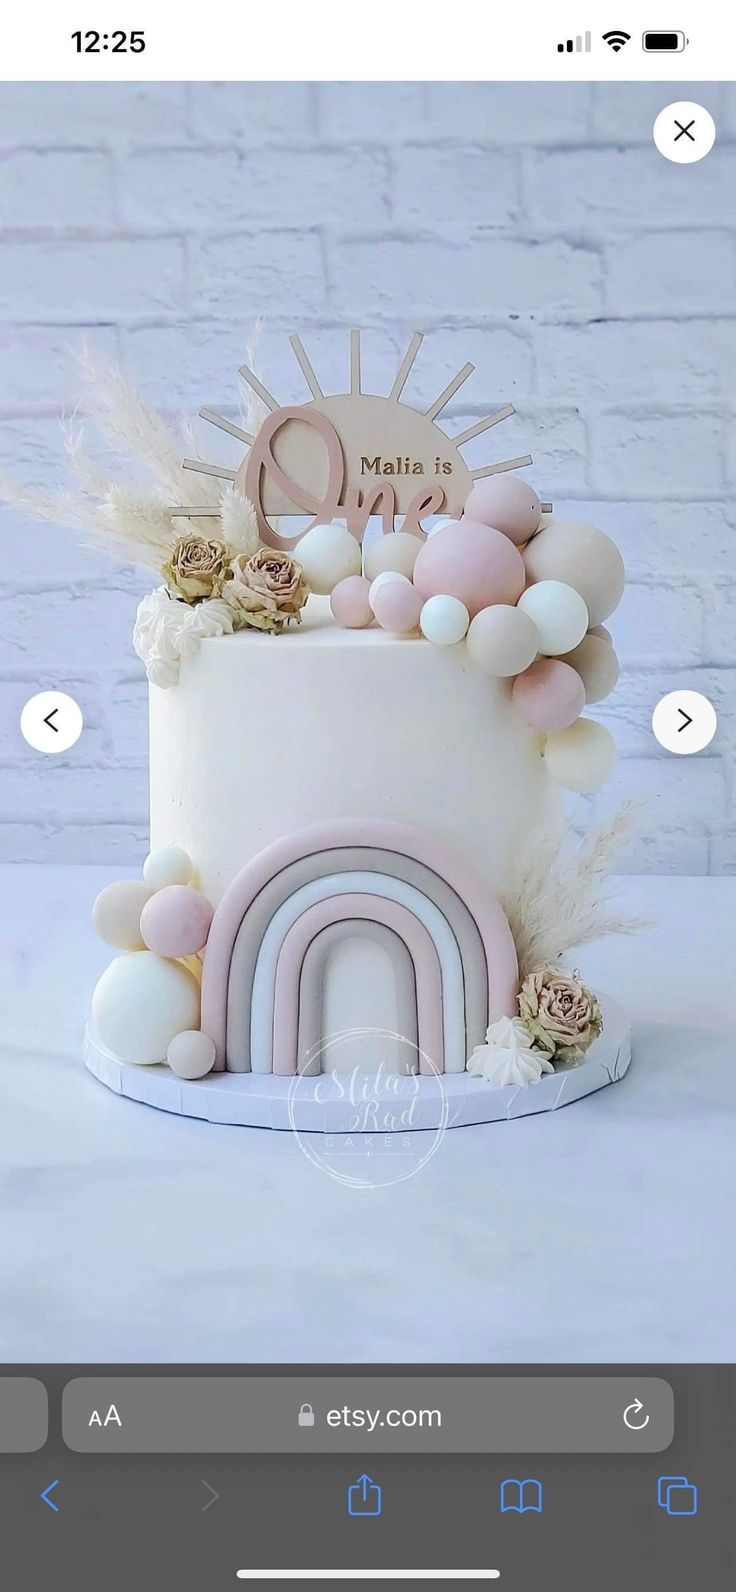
[330,575,374,629]
[412,519,525,618]
[511,658,586,732]
[140,885,214,958]
[463,475,542,545]
[371,578,424,634]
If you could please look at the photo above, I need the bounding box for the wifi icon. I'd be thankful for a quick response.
[603,29,631,51]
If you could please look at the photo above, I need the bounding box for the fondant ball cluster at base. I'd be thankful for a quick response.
[91,846,217,1077]
[312,475,623,794]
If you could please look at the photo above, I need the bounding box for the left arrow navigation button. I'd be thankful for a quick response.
[20,691,83,754]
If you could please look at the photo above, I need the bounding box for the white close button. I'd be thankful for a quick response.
[652,690,717,755]
[653,101,716,164]
[20,690,84,754]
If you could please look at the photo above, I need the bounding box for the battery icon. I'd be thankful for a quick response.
[642,30,688,50]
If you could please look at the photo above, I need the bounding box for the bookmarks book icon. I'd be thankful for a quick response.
[500,1478,543,1513]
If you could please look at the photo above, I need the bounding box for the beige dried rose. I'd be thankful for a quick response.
[163,534,231,604]
[518,966,602,1060]
[225,546,308,632]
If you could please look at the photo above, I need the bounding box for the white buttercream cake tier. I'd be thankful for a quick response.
[149,596,560,906]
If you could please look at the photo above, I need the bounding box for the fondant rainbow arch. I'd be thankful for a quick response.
[200,819,519,1077]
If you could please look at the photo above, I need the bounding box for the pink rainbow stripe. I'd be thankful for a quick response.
[272,895,443,1076]
[201,818,518,1068]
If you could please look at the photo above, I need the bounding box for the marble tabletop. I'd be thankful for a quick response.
[0,866,733,1364]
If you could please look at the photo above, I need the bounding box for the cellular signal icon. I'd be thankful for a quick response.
[603,29,631,51]
[557,31,592,52]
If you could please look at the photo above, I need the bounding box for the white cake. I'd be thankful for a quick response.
[72,331,630,1122]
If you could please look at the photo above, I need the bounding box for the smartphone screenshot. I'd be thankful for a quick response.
[0,4,734,1585]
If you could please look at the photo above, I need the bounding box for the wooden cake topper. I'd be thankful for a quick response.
[174,330,540,549]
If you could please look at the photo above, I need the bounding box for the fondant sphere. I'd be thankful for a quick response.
[372,578,424,634]
[368,570,408,612]
[543,719,617,793]
[562,633,620,704]
[92,880,155,950]
[590,623,612,644]
[523,519,625,627]
[140,884,214,958]
[143,845,192,889]
[167,1029,216,1080]
[466,604,540,677]
[512,658,586,732]
[517,580,589,656]
[419,594,470,646]
[295,522,361,595]
[464,474,542,545]
[413,519,525,618]
[91,952,200,1066]
[330,575,374,629]
[363,530,423,582]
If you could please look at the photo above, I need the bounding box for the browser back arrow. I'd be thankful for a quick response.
[40,1479,60,1512]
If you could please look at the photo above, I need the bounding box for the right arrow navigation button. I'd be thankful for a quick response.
[652,690,717,755]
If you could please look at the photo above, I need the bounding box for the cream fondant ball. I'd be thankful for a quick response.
[295,522,361,595]
[543,719,617,793]
[167,1029,216,1080]
[466,604,540,677]
[330,575,374,629]
[413,520,525,618]
[511,658,586,732]
[372,578,423,634]
[562,634,620,704]
[419,594,470,646]
[143,845,192,889]
[139,885,214,958]
[523,519,625,627]
[368,570,410,613]
[91,952,201,1066]
[92,880,155,950]
[464,474,542,545]
[590,624,612,644]
[517,580,589,656]
[363,531,423,582]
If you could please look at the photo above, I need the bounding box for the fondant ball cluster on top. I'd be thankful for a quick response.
[300,476,624,794]
[90,845,216,1077]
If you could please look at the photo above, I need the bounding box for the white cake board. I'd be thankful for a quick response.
[84,998,631,1131]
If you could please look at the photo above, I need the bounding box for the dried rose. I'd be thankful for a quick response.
[518,966,602,1060]
[225,546,308,633]
[162,534,231,604]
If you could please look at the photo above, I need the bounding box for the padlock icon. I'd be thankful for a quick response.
[298,1402,315,1428]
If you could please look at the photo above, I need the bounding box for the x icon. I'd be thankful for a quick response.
[674,118,696,141]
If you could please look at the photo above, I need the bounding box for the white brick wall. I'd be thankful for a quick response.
[0,81,733,872]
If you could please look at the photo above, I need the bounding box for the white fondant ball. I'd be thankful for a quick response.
[363,531,423,582]
[523,519,625,627]
[368,570,411,613]
[424,515,456,538]
[92,880,155,950]
[143,845,193,889]
[466,604,540,677]
[419,594,470,646]
[517,580,589,656]
[543,719,617,792]
[167,1029,216,1080]
[295,522,361,595]
[91,952,200,1066]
